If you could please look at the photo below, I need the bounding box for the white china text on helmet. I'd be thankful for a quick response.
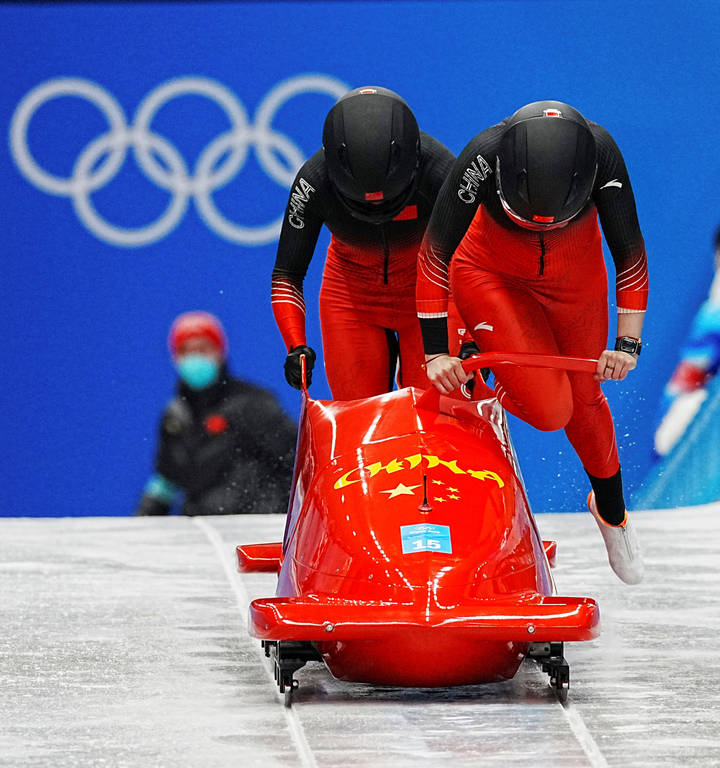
[10,74,349,248]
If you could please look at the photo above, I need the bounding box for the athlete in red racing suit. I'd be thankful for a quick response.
[416,101,648,584]
[272,86,455,399]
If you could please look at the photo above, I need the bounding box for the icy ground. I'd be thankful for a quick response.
[1,504,719,768]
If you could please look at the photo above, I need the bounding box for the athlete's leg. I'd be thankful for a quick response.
[542,269,626,523]
[563,371,625,523]
[319,278,397,400]
[392,295,429,390]
[451,265,573,431]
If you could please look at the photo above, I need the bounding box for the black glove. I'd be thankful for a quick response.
[458,341,480,360]
[458,340,490,383]
[134,494,171,516]
[284,345,316,389]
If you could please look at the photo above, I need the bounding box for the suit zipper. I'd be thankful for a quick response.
[538,232,546,276]
[381,227,390,284]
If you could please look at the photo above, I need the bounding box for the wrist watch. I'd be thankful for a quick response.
[614,336,642,356]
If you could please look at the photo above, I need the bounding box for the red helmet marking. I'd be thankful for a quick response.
[532,214,556,223]
[365,190,384,201]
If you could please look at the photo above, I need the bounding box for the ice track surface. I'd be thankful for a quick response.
[2,505,719,768]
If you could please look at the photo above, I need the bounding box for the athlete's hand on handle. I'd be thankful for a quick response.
[595,350,637,383]
[284,345,316,389]
[425,354,473,394]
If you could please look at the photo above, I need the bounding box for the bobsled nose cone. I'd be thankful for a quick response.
[587,492,644,585]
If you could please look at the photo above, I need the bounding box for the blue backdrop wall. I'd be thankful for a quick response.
[2,0,719,517]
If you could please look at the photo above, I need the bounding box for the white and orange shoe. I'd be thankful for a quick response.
[587,492,644,584]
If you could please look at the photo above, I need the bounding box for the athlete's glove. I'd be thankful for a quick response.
[458,340,480,360]
[284,345,316,389]
[458,341,490,382]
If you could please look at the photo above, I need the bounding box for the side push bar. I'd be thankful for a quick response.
[417,351,598,410]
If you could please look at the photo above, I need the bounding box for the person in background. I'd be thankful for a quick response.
[652,226,720,458]
[271,85,456,398]
[135,311,297,516]
[417,101,648,584]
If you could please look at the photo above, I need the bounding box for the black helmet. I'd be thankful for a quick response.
[496,100,597,230]
[323,86,421,222]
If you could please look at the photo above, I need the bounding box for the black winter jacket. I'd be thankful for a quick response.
[137,368,297,515]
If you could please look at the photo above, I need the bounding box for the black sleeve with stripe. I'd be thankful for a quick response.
[271,150,327,290]
[590,123,645,267]
[418,123,504,352]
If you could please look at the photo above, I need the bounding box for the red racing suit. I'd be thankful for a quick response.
[272,132,455,399]
[416,119,648,479]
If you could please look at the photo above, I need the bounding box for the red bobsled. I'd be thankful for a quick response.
[237,353,600,701]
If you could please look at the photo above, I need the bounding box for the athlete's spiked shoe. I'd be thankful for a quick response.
[587,492,644,584]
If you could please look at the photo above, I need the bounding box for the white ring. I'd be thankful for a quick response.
[10,78,127,196]
[72,130,190,247]
[132,77,250,192]
[9,74,350,247]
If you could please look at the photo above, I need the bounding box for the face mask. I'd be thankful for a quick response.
[176,354,220,390]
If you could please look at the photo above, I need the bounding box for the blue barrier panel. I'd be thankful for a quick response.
[633,373,720,509]
[2,1,720,516]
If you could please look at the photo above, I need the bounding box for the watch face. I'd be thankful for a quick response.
[617,337,640,355]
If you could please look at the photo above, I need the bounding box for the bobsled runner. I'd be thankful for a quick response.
[237,353,600,704]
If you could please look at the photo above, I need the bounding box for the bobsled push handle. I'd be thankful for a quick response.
[300,353,309,395]
[417,352,598,410]
[461,351,597,376]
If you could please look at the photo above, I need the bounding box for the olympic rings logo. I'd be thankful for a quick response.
[9,74,348,247]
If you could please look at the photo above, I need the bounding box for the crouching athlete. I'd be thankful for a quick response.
[272,86,455,399]
[416,101,648,584]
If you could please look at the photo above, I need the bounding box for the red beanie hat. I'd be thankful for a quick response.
[168,311,228,359]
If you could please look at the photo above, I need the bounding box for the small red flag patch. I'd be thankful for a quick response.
[204,414,228,434]
[393,205,418,221]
